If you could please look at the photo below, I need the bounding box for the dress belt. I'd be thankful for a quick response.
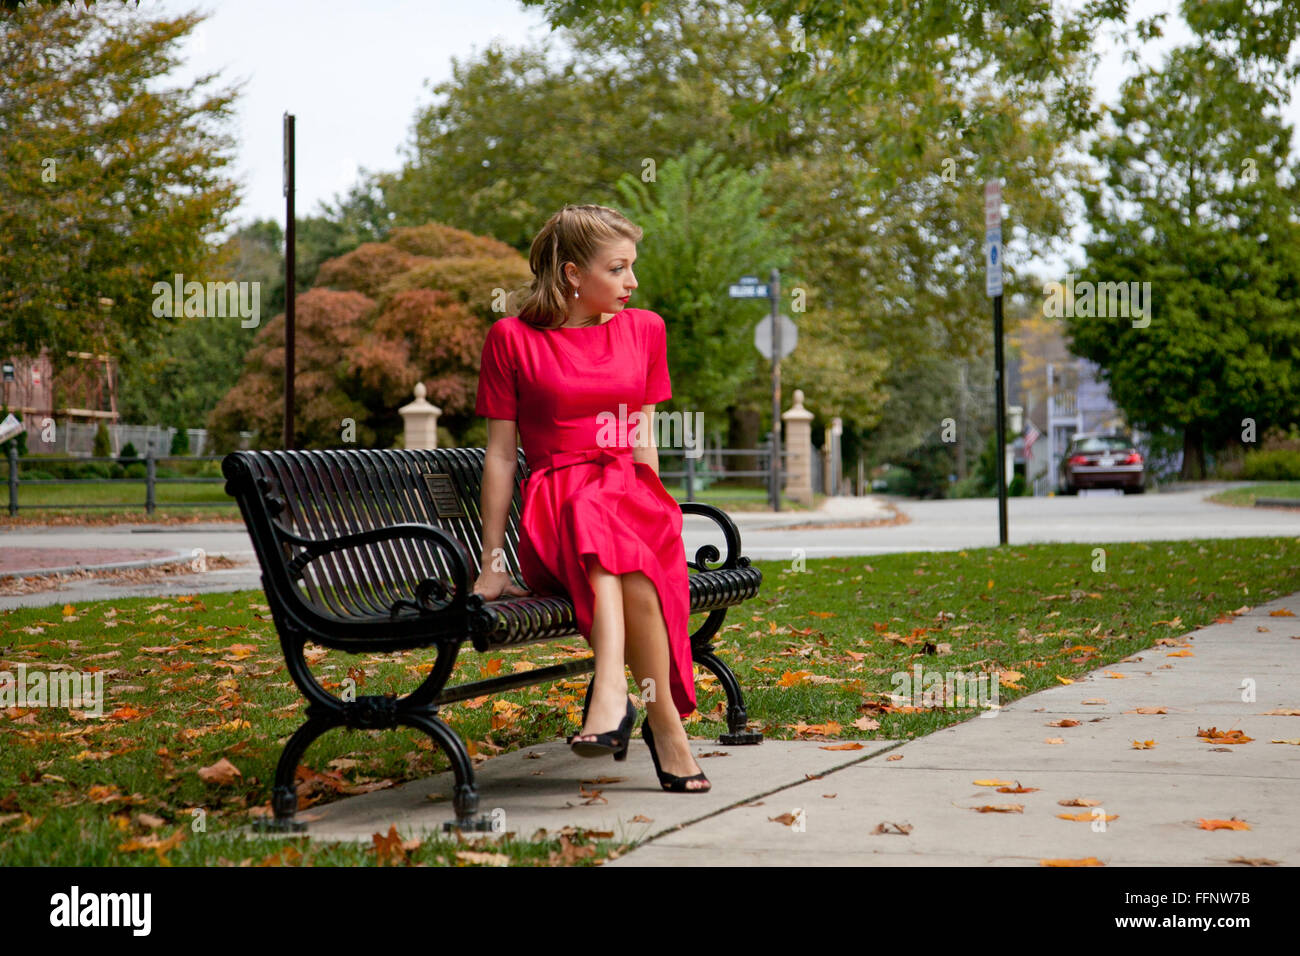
[529,446,636,475]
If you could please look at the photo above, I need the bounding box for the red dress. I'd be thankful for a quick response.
[474,308,696,719]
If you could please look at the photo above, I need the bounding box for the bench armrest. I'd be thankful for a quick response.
[678,501,749,571]
[275,521,473,615]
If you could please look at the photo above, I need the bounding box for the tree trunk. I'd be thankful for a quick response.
[727,404,761,487]
[1180,424,1205,480]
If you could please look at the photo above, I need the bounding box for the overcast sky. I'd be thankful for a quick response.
[143,0,1297,278]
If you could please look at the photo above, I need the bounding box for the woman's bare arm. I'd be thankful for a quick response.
[479,417,520,574]
[631,402,659,477]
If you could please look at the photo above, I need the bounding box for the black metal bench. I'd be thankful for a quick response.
[222,447,764,831]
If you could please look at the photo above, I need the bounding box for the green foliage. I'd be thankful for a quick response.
[170,428,189,456]
[1243,449,1300,481]
[91,424,111,458]
[612,142,796,417]
[115,221,276,429]
[379,2,1086,452]
[893,437,953,499]
[0,3,240,363]
[1066,43,1300,479]
[74,461,111,480]
[119,441,138,461]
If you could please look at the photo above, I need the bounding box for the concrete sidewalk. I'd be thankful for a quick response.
[283,593,1300,866]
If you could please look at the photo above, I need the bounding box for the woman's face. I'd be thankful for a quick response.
[569,239,637,315]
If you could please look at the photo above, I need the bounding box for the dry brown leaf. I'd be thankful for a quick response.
[1197,727,1253,744]
[197,757,241,785]
[872,821,913,835]
[1058,797,1101,807]
[456,850,510,866]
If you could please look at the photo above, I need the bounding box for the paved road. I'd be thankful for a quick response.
[1,484,1295,610]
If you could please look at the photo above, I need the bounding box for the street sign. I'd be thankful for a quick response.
[0,413,23,444]
[755,313,797,360]
[986,227,1003,298]
[729,283,770,298]
[985,180,1002,298]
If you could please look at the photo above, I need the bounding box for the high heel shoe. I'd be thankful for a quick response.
[641,717,711,792]
[566,681,636,760]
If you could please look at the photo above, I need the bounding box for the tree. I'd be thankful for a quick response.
[611,142,798,425]
[115,222,279,429]
[206,224,531,451]
[0,3,240,364]
[380,0,1087,460]
[1065,44,1300,479]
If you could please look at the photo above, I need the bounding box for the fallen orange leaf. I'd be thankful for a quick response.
[1040,857,1104,867]
[1197,818,1250,831]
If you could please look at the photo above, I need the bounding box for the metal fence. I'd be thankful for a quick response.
[657,444,788,503]
[3,446,228,515]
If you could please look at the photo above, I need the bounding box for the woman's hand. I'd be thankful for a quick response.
[473,568,531,601]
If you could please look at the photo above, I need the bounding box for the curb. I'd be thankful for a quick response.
[0,551,196,581]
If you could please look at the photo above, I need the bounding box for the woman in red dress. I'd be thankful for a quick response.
[471,204,710,792]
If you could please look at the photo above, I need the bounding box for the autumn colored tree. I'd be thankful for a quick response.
[206,224,531,451]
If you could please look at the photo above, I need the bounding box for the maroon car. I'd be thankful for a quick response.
[1058,432,1145,494]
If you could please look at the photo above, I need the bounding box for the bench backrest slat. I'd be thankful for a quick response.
[225,447,529,621]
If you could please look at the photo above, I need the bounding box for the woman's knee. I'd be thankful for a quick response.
[618,570,657,610]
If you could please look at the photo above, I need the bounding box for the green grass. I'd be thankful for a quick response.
[660,483,818,511]
[1209,482,1300,507]
[2,536,1298,865]
[7,479,234,508]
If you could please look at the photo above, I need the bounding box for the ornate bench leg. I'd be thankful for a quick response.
[692,609,763,746]
[254,712,339,833]
[402,712,496,833]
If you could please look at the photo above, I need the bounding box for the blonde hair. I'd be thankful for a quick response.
[512,204,643,330]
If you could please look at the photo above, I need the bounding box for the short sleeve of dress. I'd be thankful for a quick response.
[475,320,517,420]
[644,311,672,404]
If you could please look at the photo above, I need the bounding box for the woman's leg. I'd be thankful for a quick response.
[620,571,708,789]
[571,559,632,741]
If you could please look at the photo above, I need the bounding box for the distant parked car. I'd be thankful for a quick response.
[1058,432,1145,494]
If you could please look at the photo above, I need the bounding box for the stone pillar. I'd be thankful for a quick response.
[828,416,842,495]
[782,388,815,506]
[398,382,442,450]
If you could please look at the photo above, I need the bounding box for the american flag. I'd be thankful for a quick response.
[1024,420,1041,454]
